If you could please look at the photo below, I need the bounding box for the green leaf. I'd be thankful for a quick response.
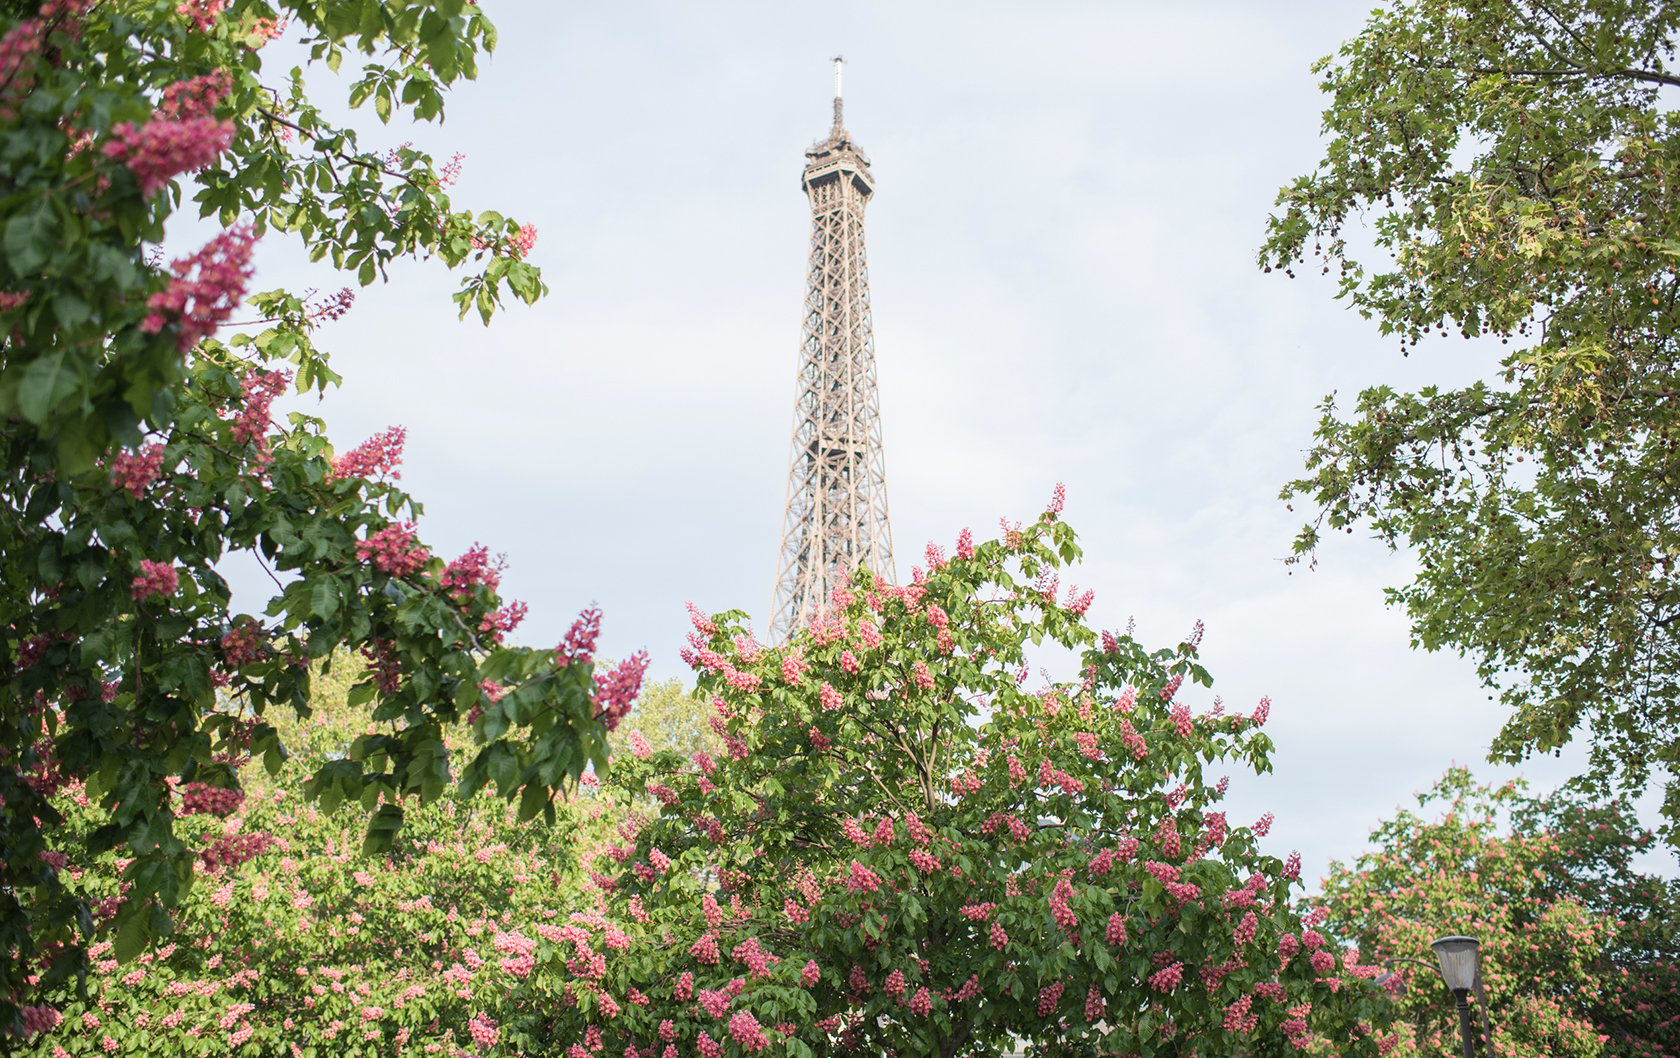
[5,203,59,274]
[17,350,75,424]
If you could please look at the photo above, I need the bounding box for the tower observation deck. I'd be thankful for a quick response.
[770,59,895,641]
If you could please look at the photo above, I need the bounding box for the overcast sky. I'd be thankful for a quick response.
[238,0,1674,890]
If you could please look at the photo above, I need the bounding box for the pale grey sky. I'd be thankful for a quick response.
[238,1,1673,888]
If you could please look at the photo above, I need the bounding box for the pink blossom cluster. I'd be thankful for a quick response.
[330,425,406,482]
[179,782,243,816]
[139,227,255,350]
[780,649,807,685]
[230,367,288,448]
[846,860,882,893]
[1147,960,1183,992]
[105,114,232,197]
[1105,912,1128,945]
[511,223,538,258]
[0,19,44,122]
[467,1014,499,1047]
[1048,876,1078,931]
[593,650,649,731]
[19,1003,62,1038]
[479,600,527,644]
[356,522,430,577]
[157,70,231,121]
[110,443,164,497]
[1037,981,1063,1016]
[310,285,355,322]
[199,830,273,871]
[131,559,178,600]
[1118,718,1147,760]
[1223,993,1258,1033]
[556,606,602,667]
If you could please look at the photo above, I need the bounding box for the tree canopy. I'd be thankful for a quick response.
[508,503,1399,1058]
[1262,0,1680,842]
[0,0,639,1030]
[1315,768,1680,1058]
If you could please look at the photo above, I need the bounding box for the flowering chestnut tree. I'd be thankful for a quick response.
[502,500,1399,1057]
[0,0,640,1031]
[1315,769,1680,1058]
[13,658,628,1057]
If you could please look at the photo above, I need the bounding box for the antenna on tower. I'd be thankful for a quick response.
[831,55,845,132]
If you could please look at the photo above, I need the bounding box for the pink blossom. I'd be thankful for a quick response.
[955,527,975,560]
[229,367,289,448]
[1047,482,1066,515]
[846,860,882,893]
[157,70,232,121]
[1105,913,1127,946]
[593,650,649,731]
[690,933,721,965]
[511,223,538,258]
[1037,980,1064,1016]
[800,960,820,987]
[131,559,178,600]
[105,115,232,196]
[467,1014,499,1047]
[356,522,430,577]
[110,443,165,497]
[1147,961,1183,992]
[556,607,602,667]
[331,425,407,482]
[780,650,807,685]
[818,681,842,711]
[141,227,255,351]
[176,0,225,31]
[19,1004,61,1039]
[1223,994,1258,1033]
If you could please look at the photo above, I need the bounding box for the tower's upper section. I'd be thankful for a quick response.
[802,57,873,200]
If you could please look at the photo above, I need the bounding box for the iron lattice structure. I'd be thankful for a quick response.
[770,64,895,641]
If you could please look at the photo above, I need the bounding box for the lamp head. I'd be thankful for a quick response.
[1430,935,1481,993]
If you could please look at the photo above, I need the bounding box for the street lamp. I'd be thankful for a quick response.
[1430,935,1482,1058]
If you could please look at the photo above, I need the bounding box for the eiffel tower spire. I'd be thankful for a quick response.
[770,59,895,641]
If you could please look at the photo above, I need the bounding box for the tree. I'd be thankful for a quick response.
[1260,1,1680,842]
[623,667,720,760]
[14,655,619,1056]
[1314,768,1680,1058]
[503,500,1400,1058]
[0,0,642,1030]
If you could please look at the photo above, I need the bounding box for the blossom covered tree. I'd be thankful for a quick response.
[0,0,641,1032]
[12,656,627,1056]
[1315,769,1680,1058]
[499,498,1400,1057]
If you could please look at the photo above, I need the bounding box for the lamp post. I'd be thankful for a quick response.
[1430,935,1482,1058]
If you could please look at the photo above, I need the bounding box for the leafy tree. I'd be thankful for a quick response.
[506,501,1399,1058]
[1261,0,1680,841]
[0,0,643,1029]
[14,656,619,1055]
[625,668,720,760]
[1315,768,1680,1058]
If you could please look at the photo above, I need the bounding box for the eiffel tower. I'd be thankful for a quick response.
[770,58,895,641]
